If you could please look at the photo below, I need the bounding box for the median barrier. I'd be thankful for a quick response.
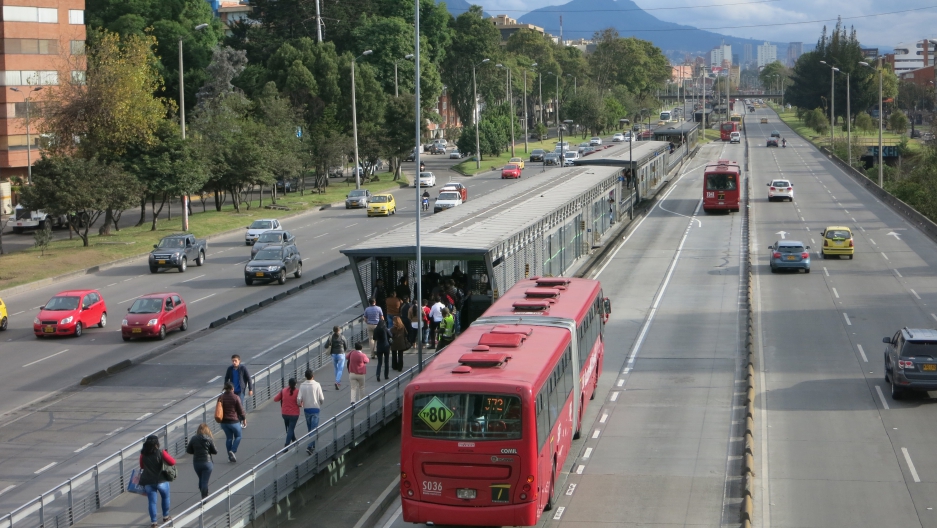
[209,317,228,329]
[243,303,260,314]
[226,310,245,321]
[79,369,108,386]
[105,359,132,375]
[287,286,301,295]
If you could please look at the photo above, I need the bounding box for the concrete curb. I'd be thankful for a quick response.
[352,477,401,528]
[740,165,756,527]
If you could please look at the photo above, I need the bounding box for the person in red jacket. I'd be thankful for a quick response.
[347,342,370,403]
[274,378,301,446]
[139,435,176,528]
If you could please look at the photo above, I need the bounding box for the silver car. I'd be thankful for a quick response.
[345,189,372,209]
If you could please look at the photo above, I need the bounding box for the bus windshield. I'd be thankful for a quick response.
[660,111,671,121]
[706,173,737,191]
[411,393,522,440]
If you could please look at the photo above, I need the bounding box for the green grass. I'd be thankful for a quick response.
[452,139,578,175]
[772,106,922,153]
[0,177,406,291]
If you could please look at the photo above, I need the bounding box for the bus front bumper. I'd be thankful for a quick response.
[402,497,539,526]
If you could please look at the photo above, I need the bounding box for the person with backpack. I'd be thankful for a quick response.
[326,326,348,390]
[347,343,370,403]
[218,382,247,463]
[185,423,218,499]
[139,435,176,528]
[274,378,301,446]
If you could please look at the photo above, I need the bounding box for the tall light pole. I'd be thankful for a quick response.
[351,49,373,189]
[414,0,422,371]
[835,69,851,166]
[547,72,560,128]
[524,63,536,153]
[820,61,838,146]
[10,86,41,185]
[473,58,491,169]
[538,71,543,125]
[860,60,884,187]
[177,23,209,230]
[498,64,516,157]
[394,54,414,98]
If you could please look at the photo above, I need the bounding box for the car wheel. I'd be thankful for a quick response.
[74,322,83,338]
[770,266,777,273]
[277,270,287,285]
[178,257,187,273]
[180,316,188,331]
[158,325,167,340]
[122,335,131,342]
[849,254,854,260]
[245,278,253,286]
[545,460,557,511]
[196,251,205,266]
[98,312,107,328]
[150,266,158,274]
[246,241,251,246]
[294,264,302,279]
[805,268,811,274]
[0,317,6,331]
[890,377,904,400]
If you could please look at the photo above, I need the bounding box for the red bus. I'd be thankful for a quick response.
[703,159,741,213]
[400,277,611,526]
[720,121,739,141]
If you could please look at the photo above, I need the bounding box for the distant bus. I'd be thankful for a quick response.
[400,277,611,526]
[659,110,672,122]
[720,121,739,141]
[703,159,741,213]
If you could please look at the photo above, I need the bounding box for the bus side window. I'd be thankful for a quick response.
[564,347,574,396]
[537,392,547,449]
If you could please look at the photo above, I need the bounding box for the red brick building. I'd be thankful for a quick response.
[0,0,86,181]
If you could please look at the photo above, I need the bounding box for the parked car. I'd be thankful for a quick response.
[244,244,302,285]
[417,172,437,187]
[821,226,854,259]
[449,149,463,159]
[149,234,207,273]
[509,157,525,170]
[501,164,522,179]
[767,180,794,202]
[276,178,299,192]
[121,293,188,341]
[440,183,468,201]
[0,296,7,331]
[346,189,372,209]
[590,136,603,146]
[434,190,464,213]
[251,230,295,258]
[530,149,545,162]
[245,219,281,245]
[34,290,107,338]
[768,240,810,273]
[883,328,937,399]
[367,194,397,217]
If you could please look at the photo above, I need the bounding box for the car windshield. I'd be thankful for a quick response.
[825,230,851,240]
[249,221,273,229]
[532,150,544,154]
[257,232,284,243]
[157,238,185,248]
[420,172,433,178]
[254,249,283,260]
[772,181,790,187]
[505,164,518,170]
[771,131,780,136]
[129,298,163,314]
[348,190,367,197]
[411,393,522,440]
[778,245,805,253]
[592,137,600,141]
[438,192,460,201]
[45,296,80,311]
[902,341,937,357]
[371,195,390,203]
[565,152,576,158]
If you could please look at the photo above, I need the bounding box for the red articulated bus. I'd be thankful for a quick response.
[720,121,739,141]
[703,159,741,213]
[400,277,611,526]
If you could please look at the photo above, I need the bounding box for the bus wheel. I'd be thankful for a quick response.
[544,460,557,511]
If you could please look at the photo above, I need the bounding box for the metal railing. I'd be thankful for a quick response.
[166,349,441,528]
[0,316,370,528]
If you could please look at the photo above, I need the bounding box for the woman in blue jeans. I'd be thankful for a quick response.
[218,382,247,463]
[186,423,218,499]
[138,435,176,528]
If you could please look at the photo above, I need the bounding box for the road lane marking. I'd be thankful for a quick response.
[902,448,921,482]
[875,386,889,409]
[859,226,866,232]
[208,375,222,384]
[23,349,69,368]
[312,233,328,239]
[857,345,868,362]
[106,283,117,287]
[823,267,829,277]
[843,313,852,326]
[832,288,840,299]
[136,413,153,421]
[11,310,25,316]
[870,238,876,245]
[583,447,593,459]
[576,465,585,474]
[932,313,937,323]
[365,232,378,237]
[616,379,624,387]
[911,289,921,300]
[895,269,903,278]
[347,223,359,227]
[0,485,15,496]
[330,244,345,250]
[882,252,889,260]
[844,209,849,214]
[106,428,122,436]
[566,483,576,495]
[600,413,608,423]
[118,297,137,305]
[190,293,217,304]
[162,400,176,407]
[553,506,566,520]
[592,429,600,439]
[75,443,93,453]
[181,274,205,283]
[610,391,619,401]
[811,238,816,245]
[852,217,857,222]
[34,462,56,474]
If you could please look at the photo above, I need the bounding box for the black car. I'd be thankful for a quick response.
[884,328,937,399]
[766,138,779,147]
[770,130,781,138]
[276,178,299,192]
[244,244,302,285]
[530,149,545,162]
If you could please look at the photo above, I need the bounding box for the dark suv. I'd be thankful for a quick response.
[244,244,302,285]
[883,328,937,399]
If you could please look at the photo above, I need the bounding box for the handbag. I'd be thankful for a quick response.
[160,452,178,482]
[214,396,224,423]
[127,469,146,495]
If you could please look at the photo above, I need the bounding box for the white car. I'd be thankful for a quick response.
[590,136,602,146]
[767,179,794,202]
[612,133,625,142]
[417,171,436,187]
[448,149,462,159]
[433,190,463,213]
[563,151,579,166]
[554,141,570,151]
[730,131,741,144]
[245,218,282,245]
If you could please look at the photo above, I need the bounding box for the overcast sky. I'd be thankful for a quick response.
[479,0,936,49]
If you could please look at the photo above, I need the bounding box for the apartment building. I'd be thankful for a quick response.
[757,41,777,68]
[0,0,86,181]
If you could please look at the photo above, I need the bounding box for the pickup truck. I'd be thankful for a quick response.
[149,234,207,273]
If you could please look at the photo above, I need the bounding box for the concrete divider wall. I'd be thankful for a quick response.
[740,157,756,528]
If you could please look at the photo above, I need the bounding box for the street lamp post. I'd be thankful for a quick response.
[10,86,42,185]
[394,54,414,98]
[414,0,423,371]
[820,61,838,147]
[497,64,516,157]
[177,23,209,230]
[860,60,884,187]
[351,50,373,189]
[835,69,851,166]
[524,63,536,153]
[473,58,491,169]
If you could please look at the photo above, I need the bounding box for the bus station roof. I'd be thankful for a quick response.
[652,121,698,139]
[571,141,670,169]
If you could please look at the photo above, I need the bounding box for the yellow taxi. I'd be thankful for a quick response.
[821,226,854,259]
[367,193,396,217]
[760,117,768,124]
[509,157,525,170]
[0,296,7,331]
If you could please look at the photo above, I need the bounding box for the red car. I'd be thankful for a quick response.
[122,293,189,341]
[501,163,521,179]
[34,289,107,338]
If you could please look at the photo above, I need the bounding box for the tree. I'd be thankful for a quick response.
[34,222,52,257]
[758,61,791,91]
[441,6,504,130]
[889,109,909,134]
[855,111,875,135]
[384,94,428,180]
[564,86,605,135]
[803,108,829,135]
[588,29,670,96]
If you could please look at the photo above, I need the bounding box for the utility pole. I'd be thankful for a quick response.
[414,0,423,370]
[315,0,323,42]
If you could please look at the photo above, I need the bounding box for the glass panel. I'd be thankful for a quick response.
[71,40,85,55]
[3,6,38,22]
[411,393,523,440]
[68,9,83,24]
[38,8,58,23]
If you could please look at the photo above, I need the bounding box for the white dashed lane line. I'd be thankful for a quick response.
[911,289,922,300]
[875,386,890,409]
[902,448,922,482]
[34,463,57,474]
[857,344,868,362]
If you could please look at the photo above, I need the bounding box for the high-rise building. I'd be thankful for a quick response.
[757,42,777,68]
[743,43,753,65]
[891,40,937,74]
[786,42,803,66]
[710,44,732,67]
[0,1,86,181]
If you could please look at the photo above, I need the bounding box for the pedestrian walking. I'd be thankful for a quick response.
[325,326,348,390]
[273,378,301,446]
[421,299,431,345]
[399,295,412,342]
[385,290,402,328]
[437,307,456,349]
[372,278,387,315]
[374,318,392,381]
[347,343,370,403]
[363,298,384,357]
[298,369,325,456]
[224,355,253,404]
[407,301,421,346]
[139,435,176,528]
[428,296,445,348]
[185,423,217,500]
[218,382,247,463]
[391,317,409,372]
